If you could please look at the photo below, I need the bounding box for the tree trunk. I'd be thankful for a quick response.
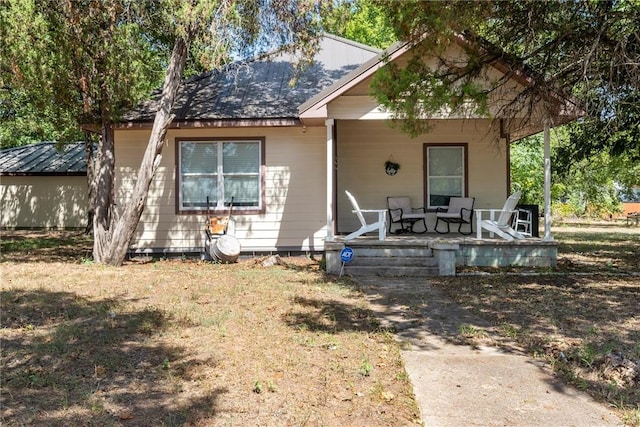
[93,35,190,265]
[92,123,116,263]
[84,131,97,234]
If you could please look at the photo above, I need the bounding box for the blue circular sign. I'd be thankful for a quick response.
[340,247,354,263]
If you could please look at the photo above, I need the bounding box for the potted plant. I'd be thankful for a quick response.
[385,160,400,176]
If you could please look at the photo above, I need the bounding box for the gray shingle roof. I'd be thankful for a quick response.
[0,142,87,176]
[121,34,380,122]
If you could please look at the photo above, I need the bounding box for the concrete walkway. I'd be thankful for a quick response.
[356,277,624,427]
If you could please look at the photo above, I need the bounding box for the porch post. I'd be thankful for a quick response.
[325,119,335,240]
[543,118,553,241]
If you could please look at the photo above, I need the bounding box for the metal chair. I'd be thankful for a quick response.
[434,197,475,235]
[387,196,427,234]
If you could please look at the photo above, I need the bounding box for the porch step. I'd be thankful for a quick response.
[347,256,437,267]
[349,247,433,258]
[341,246,439,277]
[343,264,439,277]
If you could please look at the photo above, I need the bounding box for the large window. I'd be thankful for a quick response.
[425,144,468,209]
[177,138,263,212]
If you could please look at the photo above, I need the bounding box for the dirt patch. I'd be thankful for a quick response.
[0,231,419,426]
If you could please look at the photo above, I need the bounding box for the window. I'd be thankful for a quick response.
[177,138,263,212]
[424,144,468,209]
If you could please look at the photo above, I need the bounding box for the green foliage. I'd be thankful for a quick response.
[510,124,633,219]
[0,88,82,148]
[555,151,624,218]
[369,0,640,159]
[371,56,490,137]
[510,137,544,206]
[366,0,498,136]
[1,0,324,147]
[1,0,167,139]
[359,357,373,376]
[322,0,396,49]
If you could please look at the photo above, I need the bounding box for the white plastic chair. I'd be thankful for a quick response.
[475,191,525,241]
[344,191,387,241]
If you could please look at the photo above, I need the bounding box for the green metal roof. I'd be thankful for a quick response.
[0,142,87,176]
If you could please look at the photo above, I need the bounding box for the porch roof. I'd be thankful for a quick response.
[298,34,582,139]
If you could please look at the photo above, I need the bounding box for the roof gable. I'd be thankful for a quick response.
[299,35,581,134]
[298,40,411,119]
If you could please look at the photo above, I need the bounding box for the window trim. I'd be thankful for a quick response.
[423,143,469,210]
[175,137,266,215]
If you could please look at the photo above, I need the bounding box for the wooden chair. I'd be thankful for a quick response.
[434,197,475,235]
[475,191,525,241]
[344,191,387,241]
[387,196,427,234]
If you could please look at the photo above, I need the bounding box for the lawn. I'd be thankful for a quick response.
[0,231,419,426]
[434,224,640,426]
[1,225,639,426]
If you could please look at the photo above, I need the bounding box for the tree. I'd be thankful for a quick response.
[511,125,640,218]
[2,0,323,265]
[510,137,545,206]
[369,0,640,162]
[0,88,84,149]
[322,0,396,49]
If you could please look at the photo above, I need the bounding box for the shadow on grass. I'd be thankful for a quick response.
[0,231,93,263]
[0,288,226,426]
[282,295,381,334]
[432,274,640,410]
[554,231,640,272]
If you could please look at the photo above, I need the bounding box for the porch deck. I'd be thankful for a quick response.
[325,232,557,277]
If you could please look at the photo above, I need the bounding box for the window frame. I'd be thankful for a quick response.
[423,143,469,210]
[175,137,265,215]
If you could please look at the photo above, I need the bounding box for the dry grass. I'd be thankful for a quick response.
[434,224,640,426]
[2,225,639,426]
[0,231,419,426]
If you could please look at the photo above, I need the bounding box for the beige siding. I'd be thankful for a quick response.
[114,127,327,253]
[336,119,509,233]
[0,176,88,228]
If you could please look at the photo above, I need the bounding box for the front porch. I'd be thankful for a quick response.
[325,233,557,277]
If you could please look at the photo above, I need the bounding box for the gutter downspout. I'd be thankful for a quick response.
[325,119,335,241]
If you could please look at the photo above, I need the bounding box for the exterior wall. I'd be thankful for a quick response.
[114,126,327,254]
[336,119,509,234]
[0,175,88,228]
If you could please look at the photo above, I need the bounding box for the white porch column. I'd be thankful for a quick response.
[543,118,553,241]
[325,119,335,240]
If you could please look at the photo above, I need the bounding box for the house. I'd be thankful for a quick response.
[114,34,577,262]
[0,142,88,229]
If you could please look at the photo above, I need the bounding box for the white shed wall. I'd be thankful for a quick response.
[0,175,88,229]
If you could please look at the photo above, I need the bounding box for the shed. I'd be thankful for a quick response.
[0,142,88,229]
